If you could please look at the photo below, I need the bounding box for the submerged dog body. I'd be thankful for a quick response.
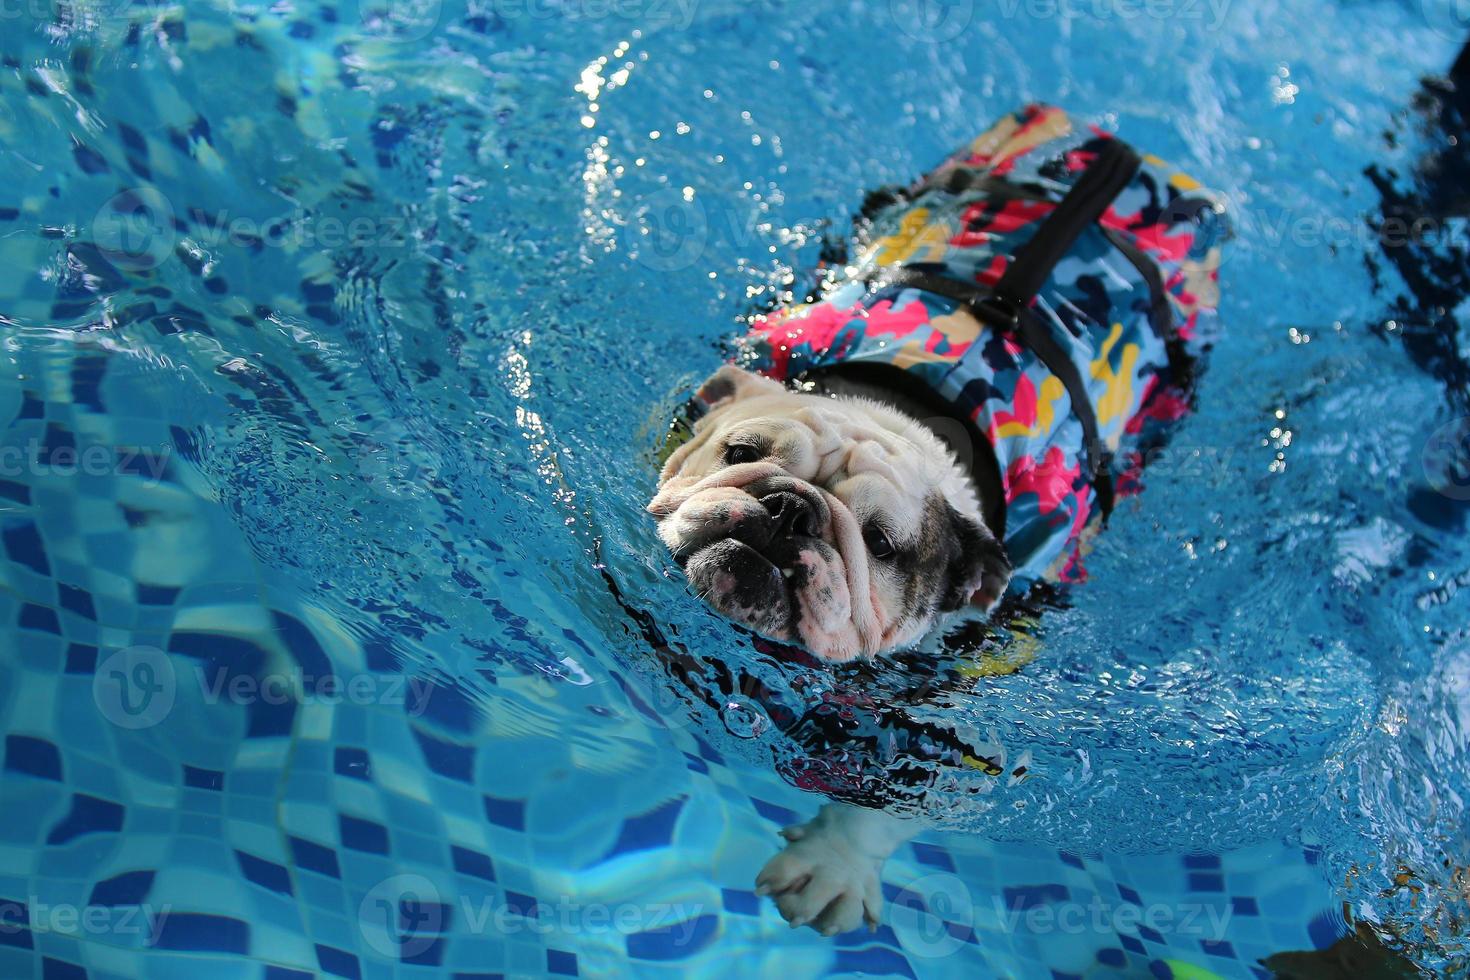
[649,365,1011,661]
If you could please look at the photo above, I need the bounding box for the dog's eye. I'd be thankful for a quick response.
[724,443,761,465]
[863,524,896,560]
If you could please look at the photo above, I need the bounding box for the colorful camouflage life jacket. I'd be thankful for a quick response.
[737,104,1229,590]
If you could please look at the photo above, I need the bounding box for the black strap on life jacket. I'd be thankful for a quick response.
[868,136,1142,519]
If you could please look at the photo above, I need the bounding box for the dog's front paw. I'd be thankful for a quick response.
[754,820,882,935]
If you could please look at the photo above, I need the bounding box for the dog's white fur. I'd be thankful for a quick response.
[649,365,1006,661]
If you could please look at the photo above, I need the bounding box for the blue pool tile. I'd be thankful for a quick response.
[450,845,495,882]
[1183,854,1221,869]
[288,836,341,879]
[721,888,759,916]
[1118,883,1142,905]
[910,842,955,871]
[89,870,154,906]
[1096,947,1126,967]
[237,850,293,896]
[63,643,97,674]
[333,747,372,780]
[482,795,525,831]
[0,897,28,928]
[410,679,474,731]
[403,935,448,967]
[264,967,315,980]
[5,734,63,781]
[999,884,1068,912]
[546,949,577,975]
[338,814,389,854]
[1199,938,1236,958]
[1121,933,1146,954]
[182,765,223,790]
[832,947,916,979]
[151,912,251,953]
[3,522,49,575]
[1059,850,1085,869]
[41,957,87,980]
[19,603,61,635]
[750,797,798,826]
[605,797,684,858]
[46,793,124,844]
[315,943,361,979]
[0,925,33,950]
[1307,909,1347,949]
[690,733,723,763]
[626,913,717,960]
[136,584,181,605]
[1188,872,1224,891]
[413,727,475,782]
[503,891,539,917]
[1138,924,1166,944]
[1231,895,1259,916]
[56,584,96,621]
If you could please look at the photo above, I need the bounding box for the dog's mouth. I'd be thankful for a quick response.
[683,535,816,638]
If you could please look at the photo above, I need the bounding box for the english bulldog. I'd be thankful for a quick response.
[643,103,1223,936]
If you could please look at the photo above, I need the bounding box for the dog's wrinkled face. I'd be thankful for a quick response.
[649,365,1011,661]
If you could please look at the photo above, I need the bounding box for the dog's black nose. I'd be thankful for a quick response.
[762,491,815,539]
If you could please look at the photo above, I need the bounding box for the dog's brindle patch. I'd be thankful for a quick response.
[884,494,1002,637]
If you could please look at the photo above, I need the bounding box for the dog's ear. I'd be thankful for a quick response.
[939,508,1012,613]
[695,364,785,410]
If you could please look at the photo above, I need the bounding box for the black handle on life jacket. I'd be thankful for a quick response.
[874,137,1141,519]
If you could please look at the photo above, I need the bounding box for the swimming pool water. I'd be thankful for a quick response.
[1,1,1469,977]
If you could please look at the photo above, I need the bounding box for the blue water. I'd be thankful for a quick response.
[1,1,1469,977]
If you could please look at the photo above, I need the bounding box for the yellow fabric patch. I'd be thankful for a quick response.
[994,374,1066,439]
[1090,322,1140,433]
[957,634,1037,680]
[872,207,950,266]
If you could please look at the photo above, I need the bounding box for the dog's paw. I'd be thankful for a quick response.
[754,820,883,935]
